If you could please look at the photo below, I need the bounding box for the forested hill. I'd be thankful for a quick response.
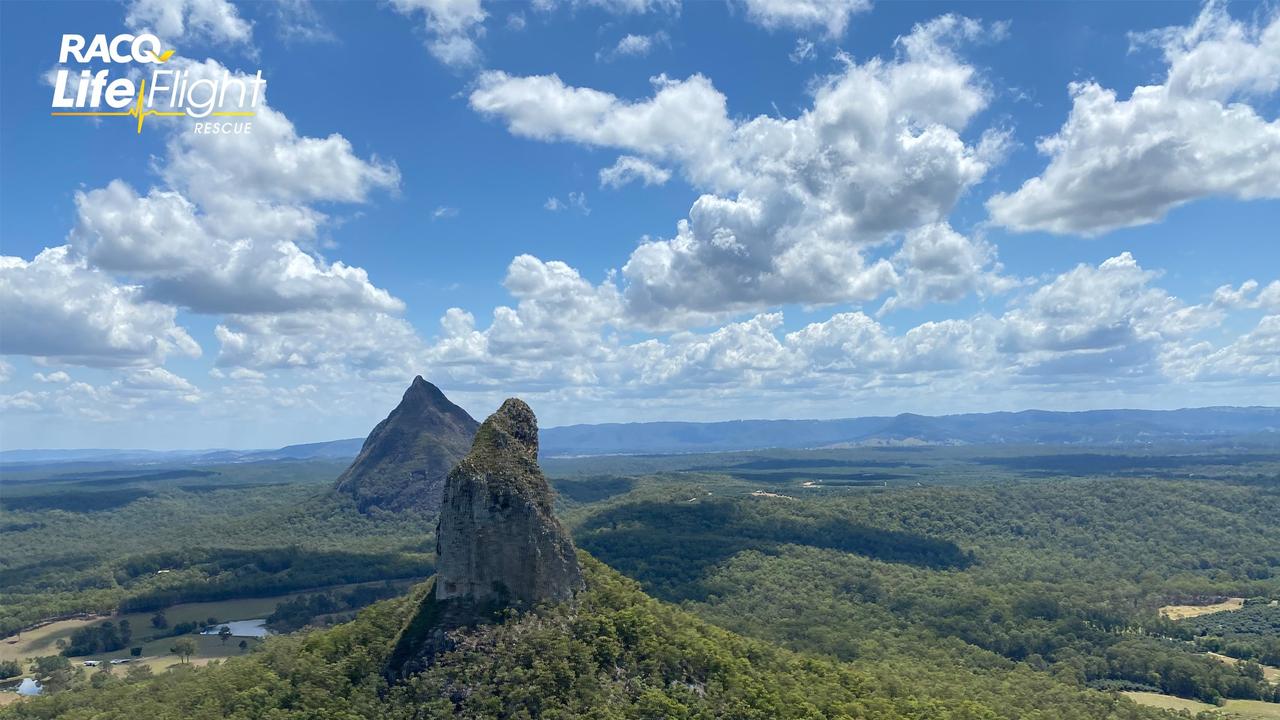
[539,406,1280,455]
[0,557,1173,720]
[5,406,1277,465]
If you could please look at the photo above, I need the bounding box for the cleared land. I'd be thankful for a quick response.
[1160,597,1245,620]
[0,579,402,668]
[1207,652,1280,684]
[1124,692,1280,719]
[1122,691,1218,713]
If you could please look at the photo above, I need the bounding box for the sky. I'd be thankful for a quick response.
[0,0,1277,450]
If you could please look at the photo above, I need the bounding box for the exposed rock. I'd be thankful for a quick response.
[332,376,479,514]
[385,398,582,680]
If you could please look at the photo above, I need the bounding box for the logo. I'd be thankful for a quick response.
[50,34,263,134]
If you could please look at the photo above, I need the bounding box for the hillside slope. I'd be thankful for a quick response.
[0,557,1168,720]
[332,376,479,513]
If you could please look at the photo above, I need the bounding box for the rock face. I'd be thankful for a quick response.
[434,398,582,606]
[333,376,479,513]
[385,398,582,680]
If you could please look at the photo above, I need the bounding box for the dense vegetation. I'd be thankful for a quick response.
[1179,602,1280,665]
[0,461,435,636]
[62,620,132,657]
[574,478,1280,705]
[0,558,1171,720]
[265,581,405,632]
[3,445,1278,716]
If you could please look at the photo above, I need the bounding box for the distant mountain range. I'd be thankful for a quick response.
[3,406,1276,466]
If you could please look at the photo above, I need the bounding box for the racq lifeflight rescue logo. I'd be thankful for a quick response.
[50,33,262,134]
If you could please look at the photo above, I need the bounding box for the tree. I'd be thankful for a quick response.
[0,659,21,679]
[130,646,143,657]
[238,639,248,653]
[171,638,197,664]
[218,626,233,645]
[151,611,168,629]
[124,664,153,683]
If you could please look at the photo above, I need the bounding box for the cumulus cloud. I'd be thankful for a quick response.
[71,180,402,316]
[472,16,1010,326]
[0,247,200,368]
[125,0,253,46]
[988,1,1280,235]
[419,250,1274,412]
[34,371,71,384]
[599,155,671,188]
[880,223,1019,314]
[215,309,425,380]
[389,0,487,67]
[738,0,870,37]
[998,252,1215,381]
[598,31,668,61]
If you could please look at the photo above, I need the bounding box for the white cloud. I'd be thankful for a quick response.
[471,17,1009,327]
[789,38,815,63]
[0,360,12,384]
[417,251,1274,411]
[214,310,425,380]
[543,192,590,214]
[34,371,71,384]
[275,0,335,43]
[71,181,404,315]
[125,0,253,46]
[433,205,460,220]
[389,0,487,67]
[880,223,1018,314]
[598,31,668,61]
[0,246,200,368]
[988,1,1280,235]
[0,370,202,423]
[1184,315,1280,381]
[599,155,671,188]
[739,0,870,37]
[998,252,1215,381]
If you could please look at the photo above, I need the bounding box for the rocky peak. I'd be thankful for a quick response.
[385,398,582,679]
[332,376,479,513]
[434,397,581,605]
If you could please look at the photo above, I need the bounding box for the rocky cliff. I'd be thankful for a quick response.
[332,376,479,513]
[385,398,582,680]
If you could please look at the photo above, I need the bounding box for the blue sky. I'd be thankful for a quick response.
[0,0,1277,449]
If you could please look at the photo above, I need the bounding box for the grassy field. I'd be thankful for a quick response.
[1124,692,1280,718]
[1207,652,1280,684]
[0,579,413,669]
[1160,597,1245,620]
[1123,691,1218,713]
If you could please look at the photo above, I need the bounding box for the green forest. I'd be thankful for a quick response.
[2,446,1278,717]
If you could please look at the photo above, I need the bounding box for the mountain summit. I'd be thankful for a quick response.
[332,376,479,513]
[385,398,582,679]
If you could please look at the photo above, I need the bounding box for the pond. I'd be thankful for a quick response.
[200,619,269,638]
[17,678,42,696]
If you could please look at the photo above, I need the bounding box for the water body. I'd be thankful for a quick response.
[200,619,269,638]
[17,678,42,696]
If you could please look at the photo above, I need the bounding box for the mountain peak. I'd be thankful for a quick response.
[385,398,582,679]
[331,377,479,513]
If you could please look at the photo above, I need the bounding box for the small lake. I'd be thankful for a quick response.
[200,619,269,638]
[17,678,42,696]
